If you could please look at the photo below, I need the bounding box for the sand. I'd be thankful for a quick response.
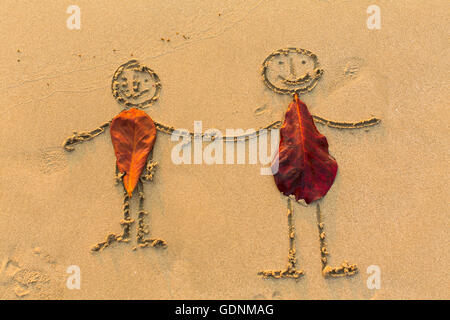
[0,0,448,299]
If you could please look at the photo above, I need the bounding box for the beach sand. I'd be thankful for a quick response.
[0,0,448,299]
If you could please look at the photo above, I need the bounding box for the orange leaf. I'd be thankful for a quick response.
[110,108,156,196]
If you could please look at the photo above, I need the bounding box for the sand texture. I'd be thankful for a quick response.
[0,0,448,299]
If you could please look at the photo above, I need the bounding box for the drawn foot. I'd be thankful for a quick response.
[91,233,130,252]
[91,218,134,252]
[137,238,168,249]
[258,267,304,279]
[258,249,304,279]
[322,261,358,278]
[136,209,167,249]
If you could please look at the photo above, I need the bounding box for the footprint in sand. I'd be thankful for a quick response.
[342,57,366,80]
[0,248,63,299]
[13,268,52,298]
[317,56,386,121]
[0,258,20,285]
[325,57,368,94]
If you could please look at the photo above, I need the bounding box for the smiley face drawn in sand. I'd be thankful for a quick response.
[262,47,324,95]
[112,60,162,109]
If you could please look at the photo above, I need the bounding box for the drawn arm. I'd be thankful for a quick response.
[62,120,111,152]
[312,115,381,129]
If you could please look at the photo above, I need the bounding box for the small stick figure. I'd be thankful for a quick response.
[257,48,381,279]
[62,60,166,252]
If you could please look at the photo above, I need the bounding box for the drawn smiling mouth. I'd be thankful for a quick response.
[279,73,312,85]
[121,88,150,99]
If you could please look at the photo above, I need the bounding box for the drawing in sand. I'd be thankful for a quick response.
[257,48,381,279]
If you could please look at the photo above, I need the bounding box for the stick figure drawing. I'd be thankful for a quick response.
[63,60,167,252]
[257,48,381,279]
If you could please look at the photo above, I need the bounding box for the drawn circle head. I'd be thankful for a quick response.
[262,48,324,95]
[112,60,161,109]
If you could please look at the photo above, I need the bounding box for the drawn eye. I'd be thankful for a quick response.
[301,60,306,64]
[278,61,284,65]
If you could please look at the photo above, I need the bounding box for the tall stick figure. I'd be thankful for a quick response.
[257,48,381,278]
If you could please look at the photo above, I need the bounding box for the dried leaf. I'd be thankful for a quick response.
[110,108,156,196]
[272,94,338,204]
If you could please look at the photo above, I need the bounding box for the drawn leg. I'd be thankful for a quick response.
[136,180,167,249]
[258,196,304,279]
[91,187,134,252]
[316,203,358,277]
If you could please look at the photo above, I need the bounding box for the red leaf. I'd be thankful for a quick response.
[272,94,338,204]
[110,108,156,196]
